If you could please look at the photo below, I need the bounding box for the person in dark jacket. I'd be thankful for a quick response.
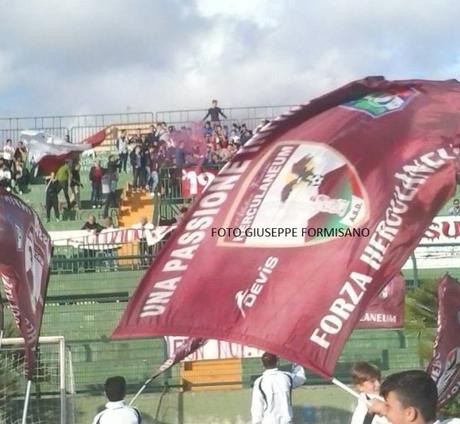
[45,172,60,222]
[89,160,103,208]
[202,99,227,127]
[130,146,146,192]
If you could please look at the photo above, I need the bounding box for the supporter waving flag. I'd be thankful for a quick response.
[21,127,108,173]
[113,77,460,378]
[0,188,52,379]
[427,274,460,409]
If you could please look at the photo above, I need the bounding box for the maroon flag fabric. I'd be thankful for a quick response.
[427,274,460,408]
[0,189,52,379]
[113,77,460,378]
[357,274,405,329]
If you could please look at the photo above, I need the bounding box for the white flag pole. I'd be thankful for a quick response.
[331,378,370,405]
[21,380,33,424]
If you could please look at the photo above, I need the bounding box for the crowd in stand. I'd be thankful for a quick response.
[0,100,270,221]
[0,139,29,194]
[111,100,268,200]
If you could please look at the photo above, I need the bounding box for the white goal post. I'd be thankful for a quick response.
[0,335,75,424]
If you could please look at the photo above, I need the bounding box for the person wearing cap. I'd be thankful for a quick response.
[92,376,141,424]
[251,352,306,424]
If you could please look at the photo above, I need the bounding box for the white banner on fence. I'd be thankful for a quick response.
[48,216,460,267]
[50,225,175,248]
[165,336,264,361]
[400,216,460,270]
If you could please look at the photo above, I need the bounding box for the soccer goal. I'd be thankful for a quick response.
[0,336,75,424]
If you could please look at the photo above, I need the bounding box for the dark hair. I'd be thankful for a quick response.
[351,362,381,385]
[104,376,126,401]
[179,206,188,214]
[380,370,437,422]
[261,352,278,369]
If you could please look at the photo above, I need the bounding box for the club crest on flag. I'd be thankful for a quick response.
[219,141,368,247]
[342,88,417,117]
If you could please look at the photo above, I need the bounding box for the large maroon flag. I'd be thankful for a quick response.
[427,274,460,409]
[0,189,52,379]
[113,77,460,378]
[357,274,405,329]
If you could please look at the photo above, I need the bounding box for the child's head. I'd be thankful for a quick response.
[351,362,381,395]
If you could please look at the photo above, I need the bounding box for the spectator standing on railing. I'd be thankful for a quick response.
[2,139,14,169]
[44,172,59,222]
[55,160,72,210]
[203,99,227,127]
[89,160,103,209]
[448,198,460,216]
[116,129,129,173]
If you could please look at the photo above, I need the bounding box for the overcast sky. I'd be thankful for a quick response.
[1,0,459,117]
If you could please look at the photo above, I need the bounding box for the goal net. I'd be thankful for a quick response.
[0,336,75,424]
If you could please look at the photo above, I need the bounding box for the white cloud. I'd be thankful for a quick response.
[0,0,459,119]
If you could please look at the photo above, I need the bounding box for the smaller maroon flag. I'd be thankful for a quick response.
[357,274,405,329]
[130,337,207,405]
[0,189,52,379]
[427,274,460,409]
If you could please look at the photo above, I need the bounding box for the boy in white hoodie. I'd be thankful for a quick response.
[351,362,389,424]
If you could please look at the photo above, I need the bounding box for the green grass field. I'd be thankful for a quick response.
[76,385,355,424]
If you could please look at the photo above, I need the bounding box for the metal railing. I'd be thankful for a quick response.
[0,112,155,146]
[0,104,295,148]
[156,104,295,126]
[51,244,167,274]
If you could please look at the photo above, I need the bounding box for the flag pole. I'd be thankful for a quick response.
[21,380,33,424]
[331,378,369,404]
[129,337,207,406]
[129,359,176,406]
[129,376,155,406]
[0,295,4,349]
